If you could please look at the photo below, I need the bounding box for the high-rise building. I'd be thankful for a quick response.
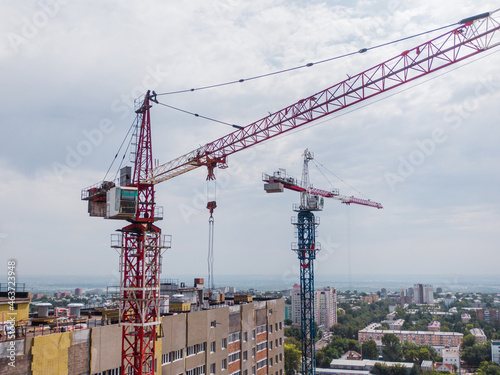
[413,284,434,304]
[290,284,301,325]
[291,285,337,329]
[315,287,337,329]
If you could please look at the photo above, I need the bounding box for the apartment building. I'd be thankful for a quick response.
[413,284,434,305]
[0,299,285,375]
[291,285,337,329]
[358,324,463,347]
[315,287,337,329]
[492,340,500,366]
[470,328,487,344]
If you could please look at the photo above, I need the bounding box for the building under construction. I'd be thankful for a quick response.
[0,289,284,375]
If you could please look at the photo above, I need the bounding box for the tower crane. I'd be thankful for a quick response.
[263,149,382,375]
[81,10,499,375]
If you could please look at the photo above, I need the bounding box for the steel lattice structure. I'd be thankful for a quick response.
[146,11,500,185]
[292,210,320,375]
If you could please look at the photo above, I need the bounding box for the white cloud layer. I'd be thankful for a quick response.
[1,1,499,288]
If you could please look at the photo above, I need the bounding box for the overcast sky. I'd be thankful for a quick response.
[1,1,499,290]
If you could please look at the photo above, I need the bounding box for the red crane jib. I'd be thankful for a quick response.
[147,13,500,184]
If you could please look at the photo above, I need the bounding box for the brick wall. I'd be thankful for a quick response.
[68,341,90,375]
[0,353,32,375]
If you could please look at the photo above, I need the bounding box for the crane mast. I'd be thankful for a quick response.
[81,10,499,375]
[263,149,383,374]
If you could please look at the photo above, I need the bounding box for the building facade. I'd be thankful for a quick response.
[0,299,285,375]
[492,340,500,366]
[315,287,337,330]
[291,285,337,330]
[413,284,434,305]
[358,324,463,347]
[441,347,460,367]
[470,328,487,344]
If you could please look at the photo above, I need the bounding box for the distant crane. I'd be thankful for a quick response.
[81,10,499,375]
[263,149,382,374]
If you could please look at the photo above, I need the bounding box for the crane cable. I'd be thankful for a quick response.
[102,117,137,183]
[154,22,457,96]
[312,160,370,199]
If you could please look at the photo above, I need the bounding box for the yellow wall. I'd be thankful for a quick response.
[0,299,30,325]
[31,331,71,375]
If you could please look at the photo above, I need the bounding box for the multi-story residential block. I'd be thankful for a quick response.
[290,284,301,325]
[470,328,487,344]
[413,284,434,305]
[477,308,500,323]
[492,340,500,366]
[291,285,337,329]
[390,319,405,330]
[0,298,285,375]
[362,295,380,304]
[315,287,337,329]
[358,324,463,347]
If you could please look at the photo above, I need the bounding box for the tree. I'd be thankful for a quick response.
[462,334,476,349]
[285,326,301,342]
[362,339,379,360]
[284,318,293,326]
[462,342,492,367]
[477,361,500,375]
[382,333,403,362]
[284,343,301,375]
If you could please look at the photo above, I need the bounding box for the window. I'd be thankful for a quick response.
[229,332,241,343]
[229,351,241,363]
[162,352,171,364]
[243,370,248,375]
[256,325,266,334]
[187,343,206,356]
[210,363,216,374]
[243,332,248,342]
[252,330,256,340]
[270,357,273,366]
[222,359,227,370]
[279,322,282,330]
[269,341,273,350]
[252,366,256,375]
[279,353,282,362]
[275,339,278,347]
[187,365,206,375]
[257,359,267,370]
[257,342,267,352]
[269,324,273,333]
[210,341,216,353]
[243,351,248,361]
[222,338,227,349]
[275,323,278,331]
[211,320,217,328]
[275,355,278,363]
[279,337,282,346]
[171,349,183,362]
